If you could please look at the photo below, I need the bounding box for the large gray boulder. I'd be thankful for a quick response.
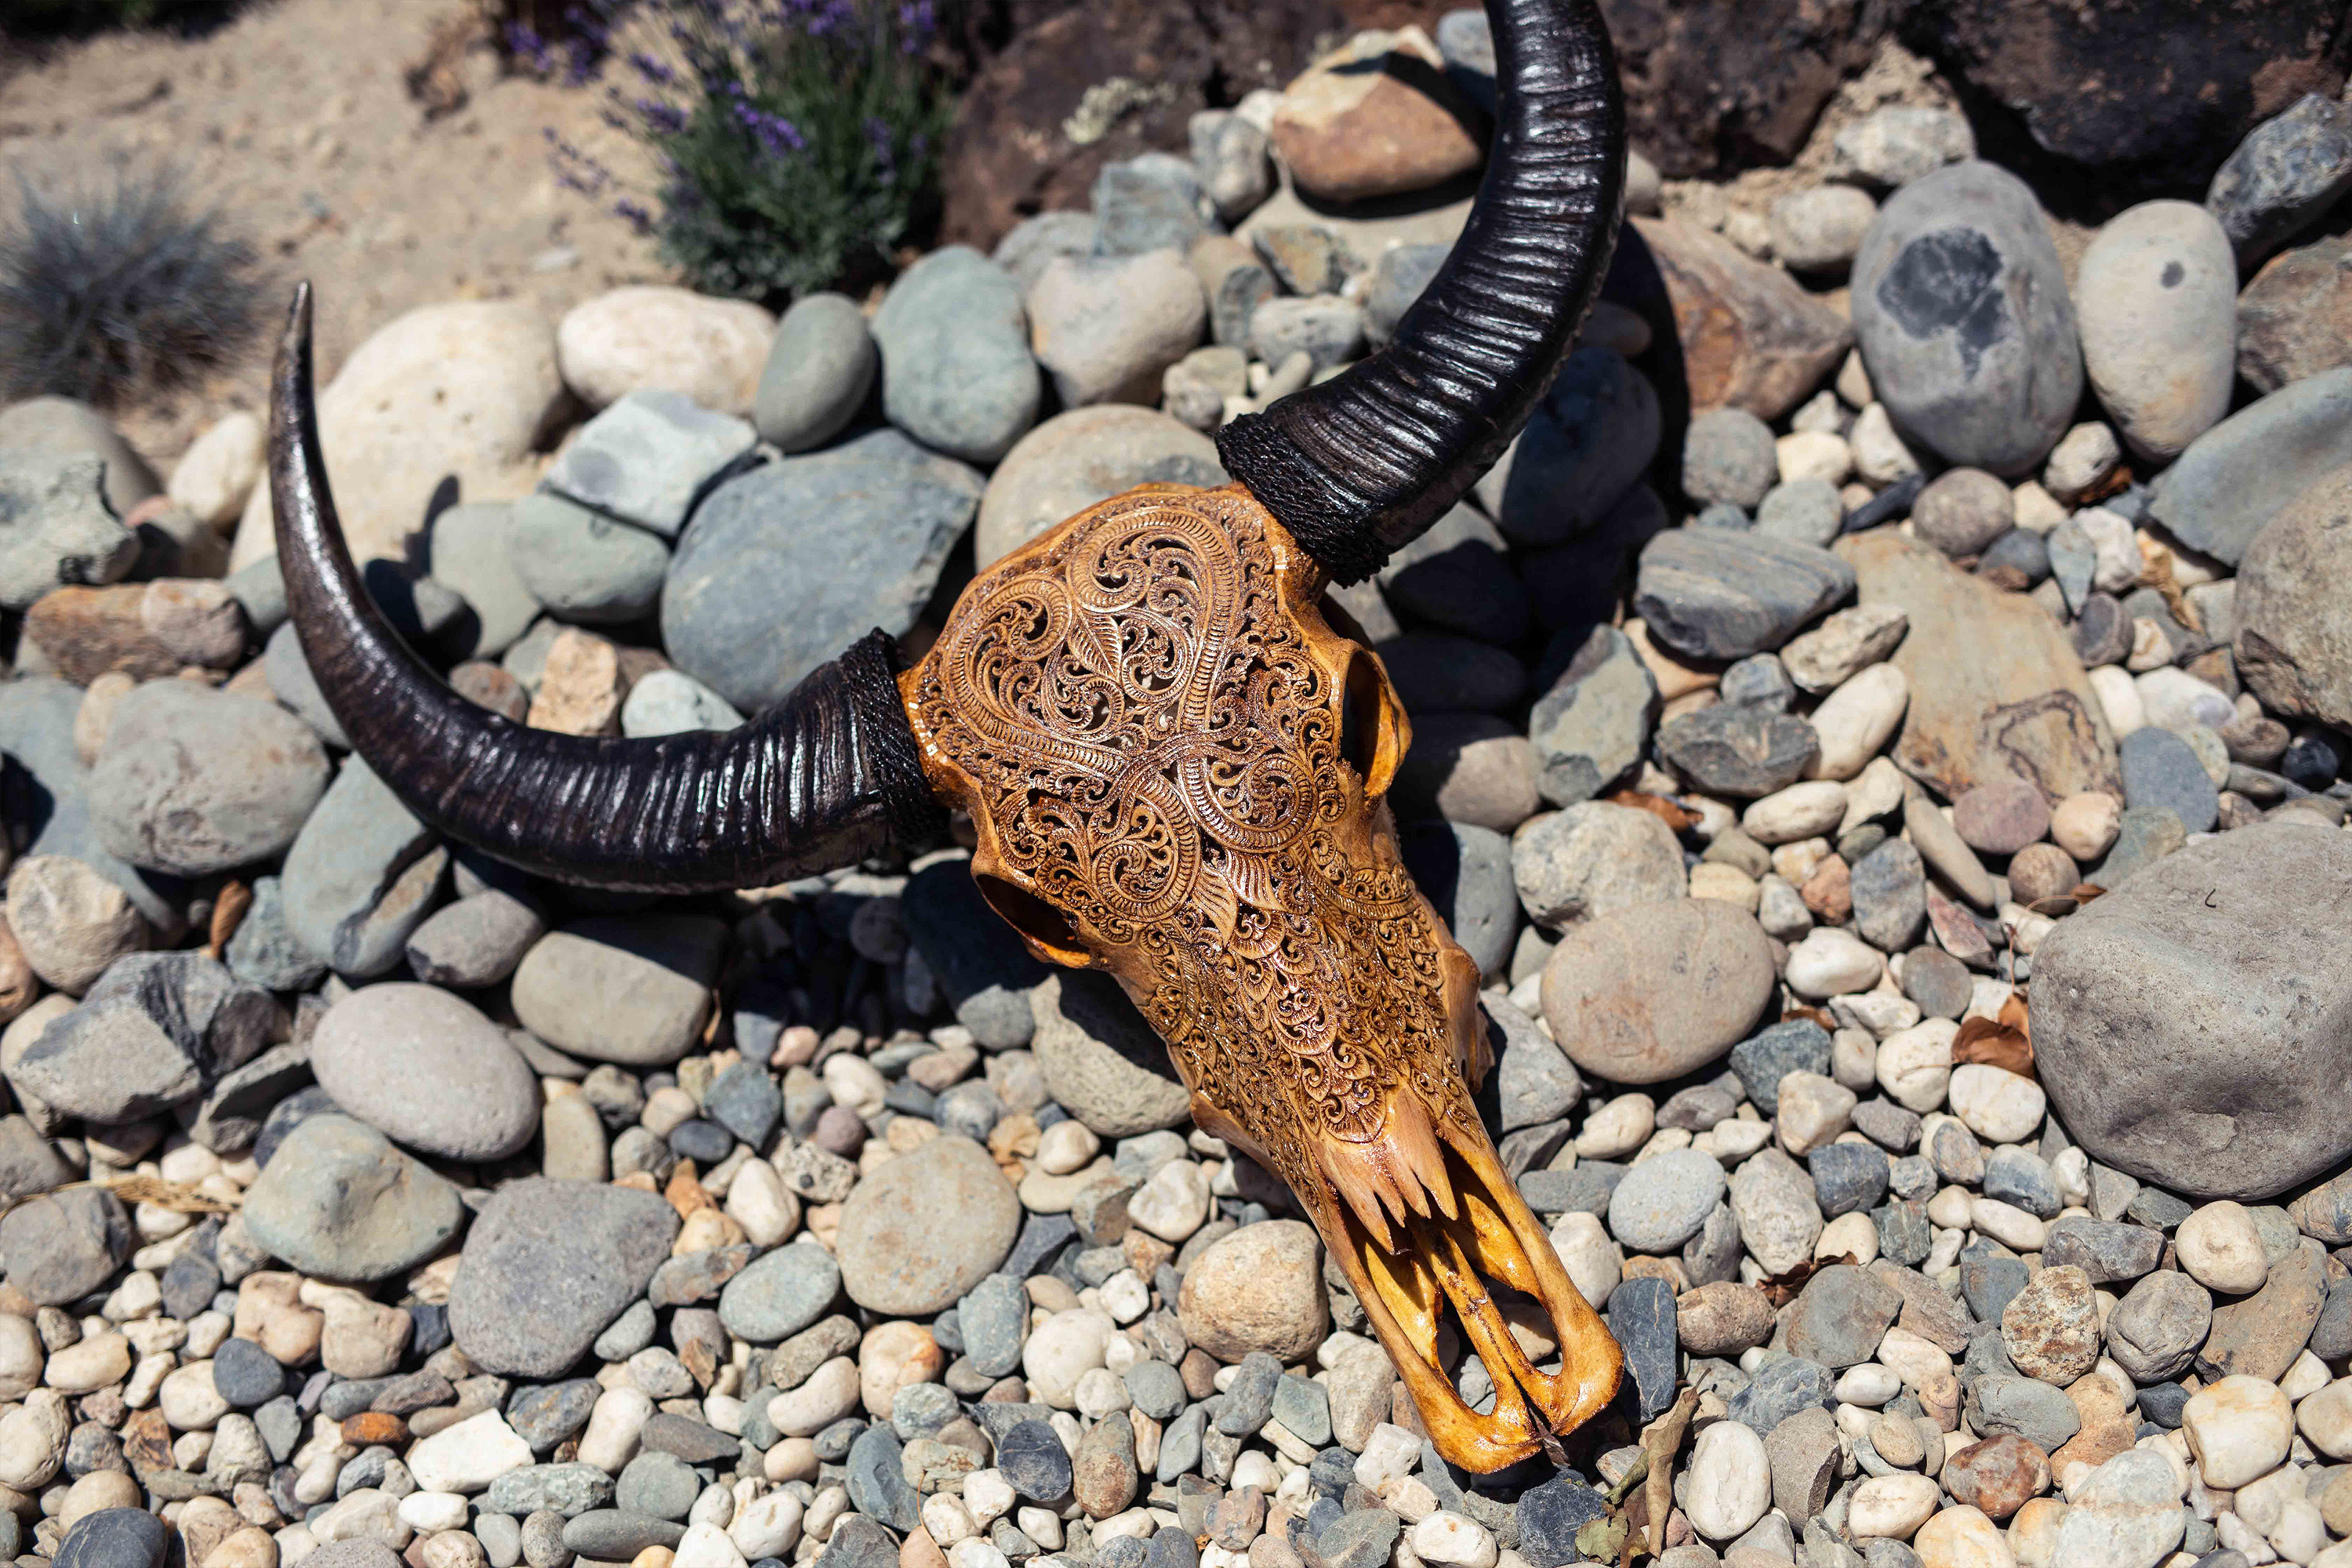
[2032,821,2352,1200]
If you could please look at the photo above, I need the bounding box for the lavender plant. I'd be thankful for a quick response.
[530,0,952,301]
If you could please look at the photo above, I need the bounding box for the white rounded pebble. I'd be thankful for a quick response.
[1817,1210,1881,1265]
[725,1160,800,1249]
[1409,1512,1498,1568]
[406,1409,534,1494]
[923,1494,979,1547]
[2175,1202,2269,1294]
[1849,1474,1940,1539]
[2183,1374,2294,1489]
[397,1493,470,1533]
[1875,1020,1957,1114]
[1911,1504,2012,1566]
[1573,1093,1655,1160]
[1022,1308,1111,1409]
[1744,782,1851,844]
[675,1521,751,1568]
[158,1361,230,1431]
[1127,1160,1212,1243]
[1806,663,1909,782]
[1785,928,1885,999]
[1969,1197,2047,1252]
[1946,1063,2046,1144]
[1836,1364,1901,1406]
[1545,1212,1621,1311]
[1682,1421,1771,1541]
[0,1315,42,1399]
[731,1489,806,1559]
[578,1386,653,1473]
[1036,1120,1100,1176]
[770,1357,861,1436]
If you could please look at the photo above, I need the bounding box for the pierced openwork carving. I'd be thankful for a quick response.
[904,483,1621,1472]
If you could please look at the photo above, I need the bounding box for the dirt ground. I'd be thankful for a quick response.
[0,0,667,470]
[0,2,1976,487]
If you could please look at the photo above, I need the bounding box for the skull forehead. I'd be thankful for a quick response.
[902,482,1461,1168]
[911,484,1360,876]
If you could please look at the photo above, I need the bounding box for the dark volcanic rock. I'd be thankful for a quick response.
[1897,0,2350,197]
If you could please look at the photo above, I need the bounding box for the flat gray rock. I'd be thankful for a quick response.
[241,1114,465,1282]
[279,757,448,978]
[448,1178,681,1377]
[310,983,540,1161]
[1029,971,1190,1139]
[1633,528,1854,661]
[870,246,1040,465]
[542,387,756,539]
[2151,365,2352,565]
[89,681,330,878]
[2033,820,2352,1199]
[661,441,979,713]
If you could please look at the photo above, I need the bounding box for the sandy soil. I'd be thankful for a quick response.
[0,0,668,470]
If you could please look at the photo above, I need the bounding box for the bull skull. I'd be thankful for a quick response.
[269,0,1627,1474]
[906,485,1619,1467]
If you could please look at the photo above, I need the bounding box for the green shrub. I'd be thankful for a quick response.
[535,0,954,302]
[0,161,268,408]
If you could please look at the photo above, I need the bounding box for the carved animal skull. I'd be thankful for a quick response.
[270,0,1628,1474]
[906,484,1620,1467]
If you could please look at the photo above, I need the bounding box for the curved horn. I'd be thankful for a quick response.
[1215,0,1625,584]
[269,285,943,893]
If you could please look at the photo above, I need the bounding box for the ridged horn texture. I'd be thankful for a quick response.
[1214,0,1625,585]
[269,284,943,893]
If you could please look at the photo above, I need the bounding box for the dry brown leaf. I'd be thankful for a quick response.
[1759,1253,1857,1308]
[93,1174,235,1214]
[1606,790,1700,833]
[1638,1387,1701,1560]
[2069,882,2107,905]
[206,879,252,961]
[1951,1013,2034,1078]
[2138,544,2204,634]
[1781,1004,1837,1033]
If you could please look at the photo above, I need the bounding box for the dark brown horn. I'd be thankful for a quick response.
[1215,0,1625,584]
[269,285,942,892]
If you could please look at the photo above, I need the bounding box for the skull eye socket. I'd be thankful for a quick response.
[975,870,1092,967]
[1341,648,1405,800]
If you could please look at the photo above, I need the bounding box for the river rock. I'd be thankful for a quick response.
[1028,249,1206,408]
[0,1188,129,1305]
[556,286,774,416]
[1538,899,1774,1084]
[1398,820,1518,979]
[1632,218,1853,421]
[1269,27,1482,205]
[2032,820,2352,1198]
[2206,92,2352,268]
[2075,201,2236,461]
[234,299,562,571]
[510,916,727,1067]
[756,292,878,453]
[1837,530,2117,800]
[1633,528,1854,661]
[425,503,538,659]
[974,408,1224,568]
[1177,1221,1326,1363]
[448,1178,681,1377]
[1512,803,1686,928]
[1476,349,1661,546]
[2234,463,2352,732]
[1850,162,2082,477]
[1030,972,1190,1138]
[311,984,539,1161]
[279,757,448,978]
[2150,365,2352,565]
[1525,626,1659,805]
[837,1136,1020,1316]
[0,456,135,612]
[88,681,328,877]
[505,493,669,626]
[2237,234,2352,394]
[9,950,269,1123]
[872,247,1040,465]
[662,441,979,712]
[240,1114,464,1282]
